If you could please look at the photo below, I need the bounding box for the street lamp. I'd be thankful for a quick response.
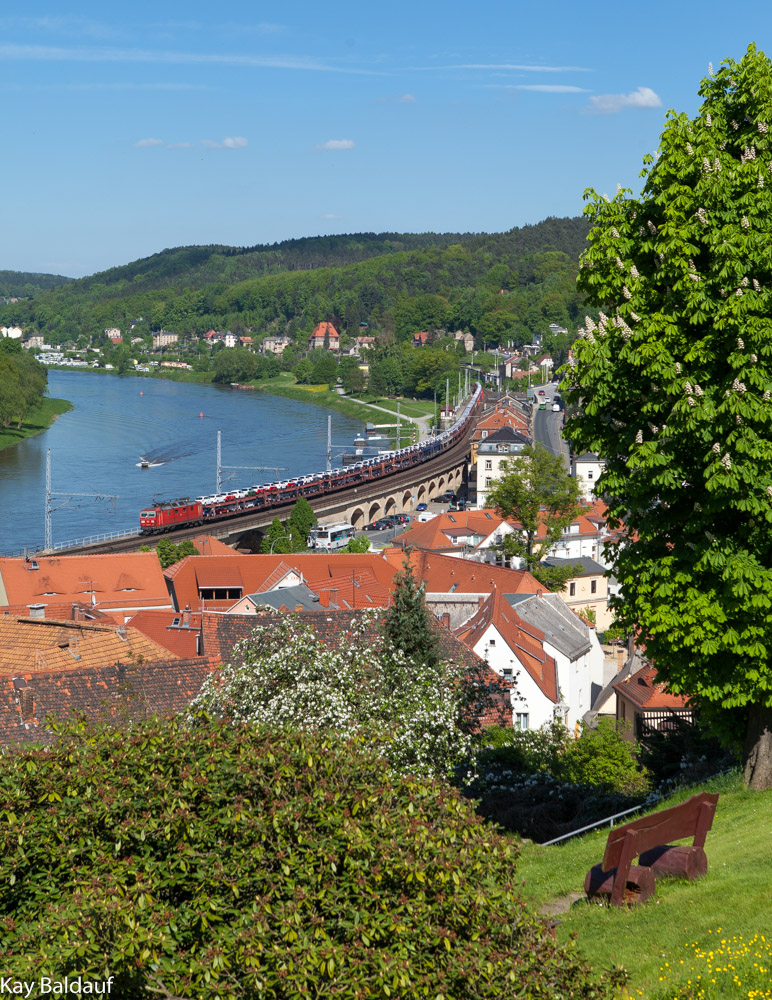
[269,533,292,554]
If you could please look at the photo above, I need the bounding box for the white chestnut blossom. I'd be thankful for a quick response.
[630,311,641,322]
[751,354,758,363]
[622,285,632,300]
[741,217,750,229]
[737,337,745,348]
[647,219,657,234]
[753,278,762,292]
[694,384,704,396]
[721,453,732,470]
[712,442,721,453]
[630,264,640,278]
[732,378,746,393]
[764,390,771,402]
[759,121,769,134]
[675,362,682,374]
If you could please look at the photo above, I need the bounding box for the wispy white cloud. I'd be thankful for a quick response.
[497,84,590,93]
[65,81,212,91]
[0,43,378,74]
[413,62,591,73]
[586,86,662,114]
[0,16,119,40]
[320,213,342,220]
[398,93,416,103]
[202,136,248,149]
[135,137,164,147]
[167,142,193,149]
[317,139,355,151]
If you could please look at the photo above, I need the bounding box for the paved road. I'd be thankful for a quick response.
[530,384,571,471]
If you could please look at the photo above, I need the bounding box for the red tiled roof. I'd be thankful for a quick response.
[0,616,176,674]
[612,665,690,711]
[0,553,171,612]
[455,590,558,703]
[125,609,203,658]
[195,565,244,589]
[304,570,392,609]
[383,548,543,597]
[165,553,399,612]
[392,510,505,552]
[0,656,215,747]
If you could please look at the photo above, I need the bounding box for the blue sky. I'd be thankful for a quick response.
[1,2,766,277]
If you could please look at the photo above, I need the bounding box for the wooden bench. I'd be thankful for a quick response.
[584,792,718,906]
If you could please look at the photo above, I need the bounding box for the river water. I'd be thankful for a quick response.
[0,372,365,554]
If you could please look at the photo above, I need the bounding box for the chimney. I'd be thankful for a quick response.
[329,588,338,608]
[71,603,84,622]
[27,604,45,619]
[441,612,451,630]
[319,591,331,608]
[181,605,191,627]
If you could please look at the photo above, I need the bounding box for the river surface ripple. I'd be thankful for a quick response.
[0,372,365,554]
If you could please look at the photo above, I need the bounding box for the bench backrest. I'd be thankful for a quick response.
[602,792,719,872]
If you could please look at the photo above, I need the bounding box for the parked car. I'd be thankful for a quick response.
[416,502,428,512]
[369,516,396,531]
[392,513,410,524]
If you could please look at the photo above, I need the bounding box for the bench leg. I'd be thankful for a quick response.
[584,863,656,905]
[638,844,708,880]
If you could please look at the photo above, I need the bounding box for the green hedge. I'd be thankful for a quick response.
[0,717,623,998]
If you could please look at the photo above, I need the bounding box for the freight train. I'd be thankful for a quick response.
[139,384,483,534]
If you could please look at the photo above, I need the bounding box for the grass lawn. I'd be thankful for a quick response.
[349,395,436,419]
[0,396,73,452]
[516,771,772,998]
[254,377,381,423]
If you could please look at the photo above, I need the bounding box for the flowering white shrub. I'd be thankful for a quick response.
[192,613,479,779]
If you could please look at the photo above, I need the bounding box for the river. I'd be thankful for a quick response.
[0,372,366,555]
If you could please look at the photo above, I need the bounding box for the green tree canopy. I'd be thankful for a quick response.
[382,555,439,667]
[287,497,316,543]
[486,444,582,590]
[564,44,772,787]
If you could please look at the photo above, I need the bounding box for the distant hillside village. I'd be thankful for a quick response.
[3,317,572,404]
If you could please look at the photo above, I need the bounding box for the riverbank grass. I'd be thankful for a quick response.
[0,397,73,452]
[516,772,772,998]
[348,394,436,419]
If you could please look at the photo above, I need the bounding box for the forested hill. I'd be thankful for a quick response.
[0,216,591,347]
[0,271,72,299]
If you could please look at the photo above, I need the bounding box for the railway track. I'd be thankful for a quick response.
[52,420,475,555]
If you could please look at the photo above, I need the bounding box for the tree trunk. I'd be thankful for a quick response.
[743,702,772,789]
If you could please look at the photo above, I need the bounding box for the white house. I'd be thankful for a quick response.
[456,589,604,731]
[152,330,178,350]
[475,427,531,509]
[455,590,559,730]
[505,592,605,730]
[573,452,606,501]
[0,326,23,339]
